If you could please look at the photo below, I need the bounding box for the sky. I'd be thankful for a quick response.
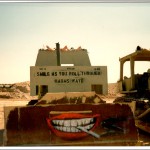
[0,2,150,84]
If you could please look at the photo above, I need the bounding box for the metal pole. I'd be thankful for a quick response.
[56,42,61,66]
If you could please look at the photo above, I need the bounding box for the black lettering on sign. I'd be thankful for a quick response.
[54,78,83,84]
[66,79,69,83]
[97,71,101,75]
[40,72,44,76]
[59,72,68,76]
[51,72,57,76]
[37,72,50,76]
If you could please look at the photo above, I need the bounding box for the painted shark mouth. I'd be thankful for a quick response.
[46,113,100,140]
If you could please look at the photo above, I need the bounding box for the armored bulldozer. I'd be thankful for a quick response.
[114,46,150,134]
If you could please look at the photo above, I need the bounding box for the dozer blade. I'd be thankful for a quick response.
[135,108,150,134]
[3,103,138,146]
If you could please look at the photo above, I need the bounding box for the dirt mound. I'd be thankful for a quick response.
[108,83,119,96]
[0,81,37,100]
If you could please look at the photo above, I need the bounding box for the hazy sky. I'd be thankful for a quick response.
[0,2,150,83]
